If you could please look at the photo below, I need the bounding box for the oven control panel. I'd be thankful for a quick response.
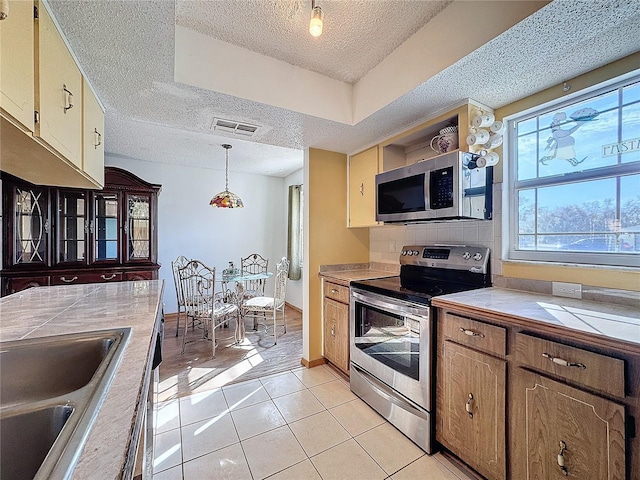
[400,245,490,273]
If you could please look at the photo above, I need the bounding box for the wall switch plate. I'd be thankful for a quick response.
[552,281,582,299]
[388,240,396,252]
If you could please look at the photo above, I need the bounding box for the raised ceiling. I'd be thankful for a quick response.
[47,0,640,177]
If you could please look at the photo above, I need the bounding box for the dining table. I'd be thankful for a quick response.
[217,270,274,340]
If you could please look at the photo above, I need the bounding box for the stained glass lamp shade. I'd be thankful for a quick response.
[210,144,244,208]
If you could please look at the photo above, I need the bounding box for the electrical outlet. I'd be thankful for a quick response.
[552,281,582,299]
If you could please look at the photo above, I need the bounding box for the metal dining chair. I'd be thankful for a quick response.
[242,257,289,344]
[240,253,269,329]
[178,260,240,357]
[171,255,190,337]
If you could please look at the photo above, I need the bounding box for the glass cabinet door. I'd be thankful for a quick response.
[57,190,86,263]
[126,193,151,261]
[94,192,119,262]
[14,187,48,265]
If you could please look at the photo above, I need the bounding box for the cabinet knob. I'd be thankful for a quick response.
[63,84,74,113]
[331,289,339,294]
[331,324,335,336]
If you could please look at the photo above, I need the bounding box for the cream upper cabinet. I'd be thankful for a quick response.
[348,146,380,228]
[0,0,35,132]
[35,0,83,168]
[83,78,105,187]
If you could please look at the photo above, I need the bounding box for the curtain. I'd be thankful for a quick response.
[287,185,302,280]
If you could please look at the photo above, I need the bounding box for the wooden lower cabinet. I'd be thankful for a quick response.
[513,369,626,480]
[437,341,506,480]
[323,297,349,373]
[435,305,639,480]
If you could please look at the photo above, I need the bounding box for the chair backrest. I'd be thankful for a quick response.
[178,260,216,319]
[171,255,190,306]
[241,253,269,294]
[273,257,290,306]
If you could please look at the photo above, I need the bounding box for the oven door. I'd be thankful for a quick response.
[350,288,432,410]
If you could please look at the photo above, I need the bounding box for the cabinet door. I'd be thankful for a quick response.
[35,1,83,167]
[11,186,50,267]
[55,189,88,265]
[82,79,104,187]
[515,369,625,480]
[125,193,152,262]
[92,191,120,263]
[437,341,506,480]
[0,0,35,132]
[348,146,380,228]
[324,297,349,373]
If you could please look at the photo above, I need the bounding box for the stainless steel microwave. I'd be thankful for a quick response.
[375,151,493,223]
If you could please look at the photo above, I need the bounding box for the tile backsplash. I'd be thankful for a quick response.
[369,182,503,278]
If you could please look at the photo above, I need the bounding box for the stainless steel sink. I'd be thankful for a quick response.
[0,328,131,480]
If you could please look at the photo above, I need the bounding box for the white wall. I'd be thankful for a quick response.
[284,169,303,310]
[105,155,288,314]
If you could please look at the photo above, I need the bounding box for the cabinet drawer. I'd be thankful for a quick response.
[51,272,123,285]
[324,281,349,304]
[441,312,506,356]
[515,332,625,398]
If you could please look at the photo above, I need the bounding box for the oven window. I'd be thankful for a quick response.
[353,302,420,380]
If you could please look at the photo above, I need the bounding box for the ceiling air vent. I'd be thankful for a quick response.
[211,118,260,137]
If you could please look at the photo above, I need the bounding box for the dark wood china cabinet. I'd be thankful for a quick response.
[1,167,161,296]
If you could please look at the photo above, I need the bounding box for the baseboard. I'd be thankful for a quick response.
[285,302,302,314]
[300,357,327,368]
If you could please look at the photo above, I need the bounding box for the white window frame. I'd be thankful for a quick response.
[505,72,640,268]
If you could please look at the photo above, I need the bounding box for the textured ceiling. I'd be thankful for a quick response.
[47,0,640,178]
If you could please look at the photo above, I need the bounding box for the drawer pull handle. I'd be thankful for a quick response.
[465,393,474,418]
[557,441,568,476]
[60,276,78,283]
[101,274,117,280]
[331,289,339,294]
[542,353,586,369]
[459,327,485,338]
[331,324,335,336]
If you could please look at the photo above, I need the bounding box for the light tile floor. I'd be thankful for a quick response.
[153,365,473,480]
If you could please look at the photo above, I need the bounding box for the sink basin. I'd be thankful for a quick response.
[1,404,74,480]
[0,333,119,408]
[0,328,131,480]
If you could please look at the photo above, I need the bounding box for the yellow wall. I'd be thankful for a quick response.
[495,52,640,290]
[306,148,369,363]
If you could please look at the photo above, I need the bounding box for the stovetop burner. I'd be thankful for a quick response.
[351,245,491,305]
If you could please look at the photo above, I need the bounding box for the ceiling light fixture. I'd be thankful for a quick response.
[210,144,244,208]
[309,0,323,37]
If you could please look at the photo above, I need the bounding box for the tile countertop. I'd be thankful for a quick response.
[0,280,164,480]
[432,287,640,354]
[319,263,398,287]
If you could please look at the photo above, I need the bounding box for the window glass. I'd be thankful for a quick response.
[509,76,640,266]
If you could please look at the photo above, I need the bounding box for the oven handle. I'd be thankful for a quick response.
[351,290,428,320]
[351,363,428,419]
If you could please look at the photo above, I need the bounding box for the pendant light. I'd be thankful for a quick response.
[309,0,323,37]
[210,144,244,208]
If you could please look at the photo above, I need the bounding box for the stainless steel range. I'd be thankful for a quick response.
[349,245,491,454]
